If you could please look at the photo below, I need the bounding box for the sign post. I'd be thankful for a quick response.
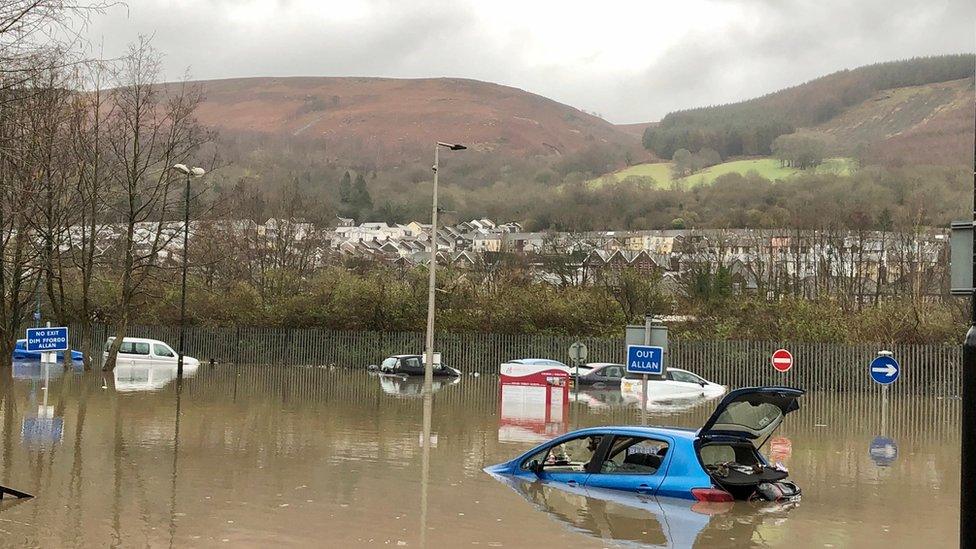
[568,341,588,380]
[568,341,588,417]
[870,351,900,386]
[771,348,793,373]
[26,324,68,366]
[625,316,667,426]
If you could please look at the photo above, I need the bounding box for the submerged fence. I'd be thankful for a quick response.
[69,323,961,396]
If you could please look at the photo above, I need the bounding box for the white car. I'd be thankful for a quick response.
[500,358,589,381]
[620,367,726,402]
[104,337,201,369]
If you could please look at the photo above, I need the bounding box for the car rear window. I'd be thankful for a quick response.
[713,401,782,432]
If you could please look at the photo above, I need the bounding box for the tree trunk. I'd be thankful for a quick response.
[102,315,128,371]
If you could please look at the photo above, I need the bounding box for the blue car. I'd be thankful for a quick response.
[12,339,84,362]
[486,386,804,502]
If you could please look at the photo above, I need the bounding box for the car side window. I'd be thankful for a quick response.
[604,366,622,378]
[381,358,397,370]
[521,435,605,473]
[599,437,669,474]
[670,371,700,384]
[153,344,174,357]
[403,357,421,369]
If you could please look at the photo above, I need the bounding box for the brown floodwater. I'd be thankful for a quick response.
[0,363,961,548]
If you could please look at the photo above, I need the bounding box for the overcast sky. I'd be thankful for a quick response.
[82,0,975,123]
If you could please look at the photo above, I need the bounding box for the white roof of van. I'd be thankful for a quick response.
[107,337,170,345]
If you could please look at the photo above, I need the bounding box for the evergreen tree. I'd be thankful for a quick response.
[338,171,352,203]
[352,172,373,213]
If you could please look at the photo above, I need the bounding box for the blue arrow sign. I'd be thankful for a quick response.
[626,345,664,375]
[870,355,899,385]
[25,327,69,352]
[869,436,898,467]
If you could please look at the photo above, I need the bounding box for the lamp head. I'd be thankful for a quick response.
[437,142,467,151]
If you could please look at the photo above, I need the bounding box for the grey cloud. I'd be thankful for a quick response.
[83,0,975,123]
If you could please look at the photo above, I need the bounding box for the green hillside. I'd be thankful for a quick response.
[591,157,855,188]
[640,54,974,164]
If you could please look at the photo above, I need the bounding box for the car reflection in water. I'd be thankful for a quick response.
[571,388,632,410]
[620,390,725,416]
[113,362,200,392]
[12,360,68,381]
[489,474,797,548]
[378,373,460,399]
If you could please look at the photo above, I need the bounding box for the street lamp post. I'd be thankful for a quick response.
[171,164,206,383]
[424,142,466,389]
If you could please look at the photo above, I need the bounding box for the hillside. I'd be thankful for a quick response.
[180,76,640,167]
[641,55,975,166]
[590,157,855,188]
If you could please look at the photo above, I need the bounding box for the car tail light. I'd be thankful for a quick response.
[691,487,734,503]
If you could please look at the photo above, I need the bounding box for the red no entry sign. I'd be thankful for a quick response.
[771,348,793,373]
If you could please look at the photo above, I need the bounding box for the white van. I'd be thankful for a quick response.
[104,337,201,369]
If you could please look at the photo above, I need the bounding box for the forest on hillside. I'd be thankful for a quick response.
[209,55,974,234]
[211,140,970,235]
[641,54,975,159]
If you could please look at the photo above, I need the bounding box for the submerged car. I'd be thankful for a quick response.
[486,386,804,502]
[620,367,726,401]
[104,337,200,369]
[574,362,625,387]
[12,339,84,363]
[376,354,461,377]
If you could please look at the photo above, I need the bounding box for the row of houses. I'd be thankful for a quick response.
[53,215,950,298]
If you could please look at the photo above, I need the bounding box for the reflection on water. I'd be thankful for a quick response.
[0,365,962,547]
[113,362,200,392]
[376,373,460,399]
[491,474,799,548]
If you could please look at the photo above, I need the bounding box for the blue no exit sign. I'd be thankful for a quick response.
[26,327,69,352]
[626,345,664,375]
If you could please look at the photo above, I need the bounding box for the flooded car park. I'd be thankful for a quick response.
[0,364,962,547]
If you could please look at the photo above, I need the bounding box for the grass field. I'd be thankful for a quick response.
[589,157,855,188]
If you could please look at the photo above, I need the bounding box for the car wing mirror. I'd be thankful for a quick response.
[528,459,543,475]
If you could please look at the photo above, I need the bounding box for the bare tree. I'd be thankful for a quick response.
[101,38,208,371]
[0,70,45,366]
[63,60,111,369]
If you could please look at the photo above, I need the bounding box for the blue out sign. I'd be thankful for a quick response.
[626,345,664,375]
[26,327,69,352]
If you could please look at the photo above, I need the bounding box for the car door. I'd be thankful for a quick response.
[151,343,178,367]
[699,387,804,449]
[665,370,707,398]
[117,341,146,366]
[584,435,672,495]
[519,433,608,489]
[399,356,424,376]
